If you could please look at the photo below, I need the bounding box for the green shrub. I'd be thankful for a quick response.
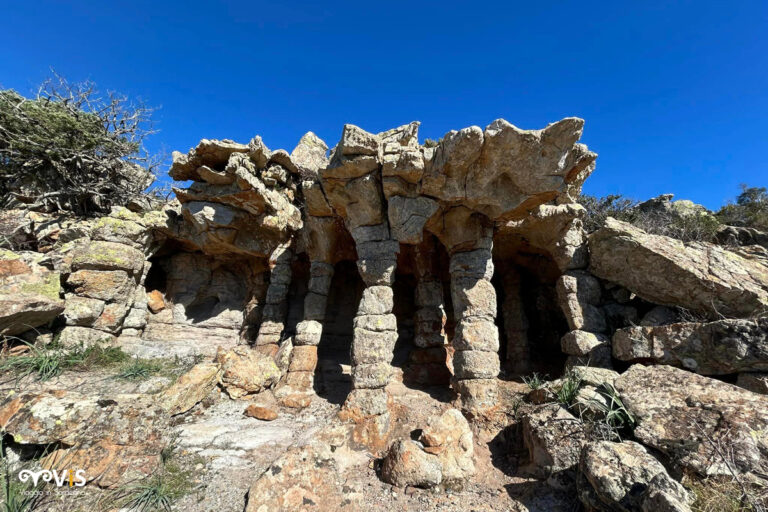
[717,185,768,232]
[586,383,636,440]
[0,73,156,215]
[578,194,636,232]
[117,358,161,380]
[0,343,132,382]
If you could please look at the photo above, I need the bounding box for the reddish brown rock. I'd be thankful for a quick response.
[147,289,166,313]
[244,404,278,421]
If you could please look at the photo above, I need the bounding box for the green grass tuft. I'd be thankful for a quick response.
[0,342,139,382]
[522,372,546,390]
[117,358,161,381]
[555,368,583,408]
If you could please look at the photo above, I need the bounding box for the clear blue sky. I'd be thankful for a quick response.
[2,1,766,209]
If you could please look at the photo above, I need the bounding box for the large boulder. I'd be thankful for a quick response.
[0,390,165,488]
[614,364,768,477]
[613,318,768,374]
[0,250,64,335]
[578,441,693,512]
[589,218,768,318]
[422,118,597,221]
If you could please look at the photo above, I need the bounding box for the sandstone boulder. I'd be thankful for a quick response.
[614,364,768,476]
[577,441,693,512]
[0,390,165,488]
[380,439,442,488]
[160,362,221,415]
[589,218,768,318]
[0,250,63,335]
[613,318,768,374]
[520,404,587,479]
[425,118,597,221]
[216,347,281,398]
[419,408,475,484]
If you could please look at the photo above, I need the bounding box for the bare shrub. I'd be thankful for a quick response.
[0,72,159,215]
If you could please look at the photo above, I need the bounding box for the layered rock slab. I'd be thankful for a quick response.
[613,318,768,374]
[614,364,768,477]
[589,218,768,318]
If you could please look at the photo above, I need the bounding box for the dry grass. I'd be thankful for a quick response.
[684,474,767,512]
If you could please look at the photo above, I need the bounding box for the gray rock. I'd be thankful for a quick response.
[615,364,768,476]
[520,404,587,479]
[561,330,609,356]
[589,218,768,318]
[381,439,442,489]
[577,441,693,512]
[613,318,768,374]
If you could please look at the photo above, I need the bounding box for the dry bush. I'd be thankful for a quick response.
[0,72,159,215]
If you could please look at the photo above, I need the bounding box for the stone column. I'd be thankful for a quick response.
[342,223,399,427]
[254,243,293,357]
[282,261,334,395]
[501,266,531,375]
[408,236,450,385]
[450,240,501,414]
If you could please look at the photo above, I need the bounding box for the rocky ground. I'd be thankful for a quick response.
[5,350,765,512]
[0,351,603,512]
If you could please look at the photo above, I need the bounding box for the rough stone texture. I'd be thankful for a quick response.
[63,296,105,326]
[70,240,145,276]
[66,269,134,303]
[450,243,500,413]
[419,409,475,483]
[380,439,442,489]
[520,404,587,479]
[57,326,116,348]
[615,364,768,476]
[254,243,294,353]
[577,441,693,512]
[161,363,221,415]
[422,118,596,220]
[589,218,768,318]
[556,271,606,333]
[498,203,589,272]
[613,318,768,374]
[216,347,281,399]
[0,250,64,335]
[0,389,165,488]
[561,330,609,357]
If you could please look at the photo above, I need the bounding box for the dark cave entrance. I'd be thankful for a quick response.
[314,259,364,403]
[493,236,569,379]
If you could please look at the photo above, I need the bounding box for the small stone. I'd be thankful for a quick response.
[244,404,278,421]
[147,290,166,313]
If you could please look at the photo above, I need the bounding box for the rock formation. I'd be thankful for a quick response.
[3,116,768,511]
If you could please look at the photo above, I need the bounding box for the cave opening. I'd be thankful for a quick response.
[314,259,363,403]
[493,235,569,379]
